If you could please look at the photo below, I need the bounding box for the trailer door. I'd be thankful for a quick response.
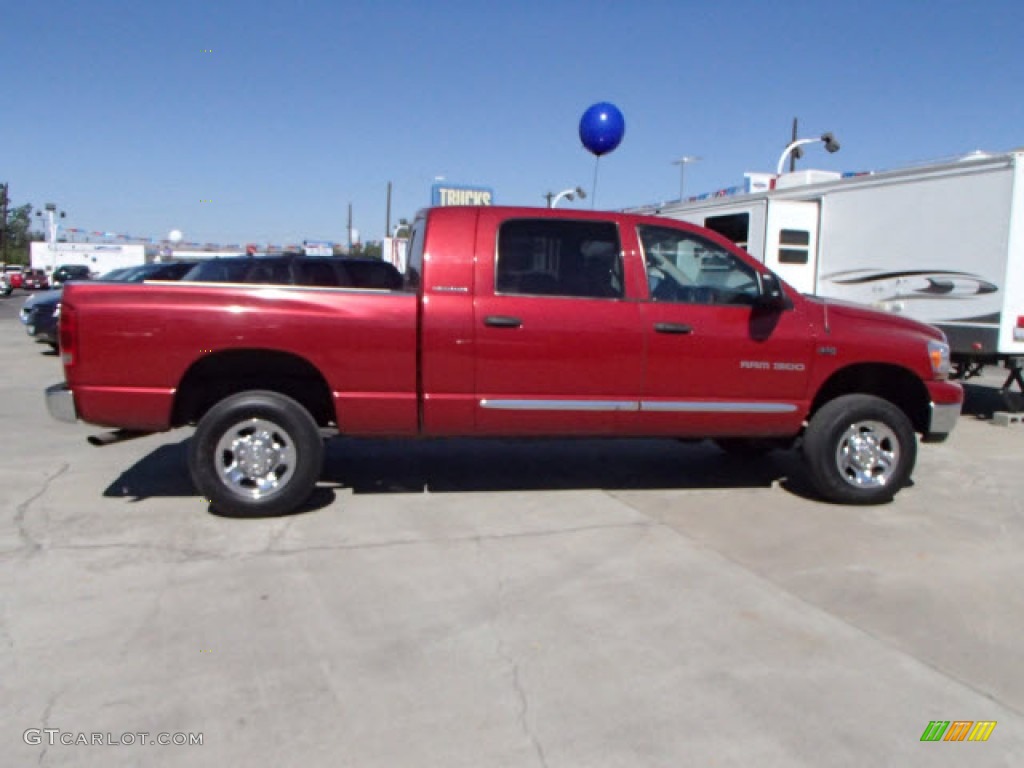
[764,201,819,294]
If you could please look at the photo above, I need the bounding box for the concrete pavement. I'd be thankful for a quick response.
[1,295,1021,766]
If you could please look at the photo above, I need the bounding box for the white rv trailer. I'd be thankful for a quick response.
[629,150,1024,378]
[30,242,146,277]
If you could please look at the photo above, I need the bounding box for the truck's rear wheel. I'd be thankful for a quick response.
[803,394,916,505]
[189,390,323,517]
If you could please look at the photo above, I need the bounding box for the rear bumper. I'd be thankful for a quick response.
[922,380,964,443]
[46,382,78,424]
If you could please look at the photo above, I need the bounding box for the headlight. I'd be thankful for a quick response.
[52,303,61,318]
[928,339,951,379]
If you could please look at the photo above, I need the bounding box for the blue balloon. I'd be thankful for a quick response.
[579,102,625,157]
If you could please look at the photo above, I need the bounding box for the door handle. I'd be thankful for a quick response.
[484,315,523,329]
[654,322,693,335]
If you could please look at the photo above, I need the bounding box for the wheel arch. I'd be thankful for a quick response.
[809,363,931,435]
[172,348,335,428]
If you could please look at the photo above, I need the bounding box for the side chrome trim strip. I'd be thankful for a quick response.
[480,399,640,411]
[478,399,799,414]
[641,401,798,413]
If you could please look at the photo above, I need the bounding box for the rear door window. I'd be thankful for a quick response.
[496,219,623,299]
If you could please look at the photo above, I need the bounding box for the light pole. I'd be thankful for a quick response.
[37,203,66,272]
[776,133,840,175]
[38,203,65,246]
[672,156,701,200]
[548,186,587,208]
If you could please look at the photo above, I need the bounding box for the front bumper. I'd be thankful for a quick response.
[922,380,964,443]
[46,383,78,424]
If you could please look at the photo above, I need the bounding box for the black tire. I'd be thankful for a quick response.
[188,390,323,517]
[713,438,777,458]
[802,394,917,505]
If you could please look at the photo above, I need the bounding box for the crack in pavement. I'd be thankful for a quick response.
[36,687,65,767]
[0,520,655,570]
[510,659,549,768]
[0,607,13,650]
[0,519,655,566]
[475,538,550,768]
[256,520,656,559]
[14,463,69,556]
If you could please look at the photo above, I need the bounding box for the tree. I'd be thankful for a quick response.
[1,197,33,265]
[7,204,33,245]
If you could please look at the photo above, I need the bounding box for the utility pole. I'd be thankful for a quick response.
[385,182,392,236]
[347,203,353,252]
[543,191,555,208]
[0,183,8,263]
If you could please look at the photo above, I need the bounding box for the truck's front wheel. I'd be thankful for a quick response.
[803,394,917,505]
[189,390,323,517]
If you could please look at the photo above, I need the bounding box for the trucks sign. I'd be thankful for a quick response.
[431,184,494,207]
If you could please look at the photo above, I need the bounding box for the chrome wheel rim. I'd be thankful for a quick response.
[214,418,296,499]
[835,420,900,489]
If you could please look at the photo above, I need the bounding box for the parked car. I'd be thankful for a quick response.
[4,264,25,289]
[22,269,49,290]
[0,273,10,297]
[181,254,404,290]
[20,289,62,326]
[50,264,93,288]
[21,295,63,349]
[22,261,198,349]
[110,261,199,283]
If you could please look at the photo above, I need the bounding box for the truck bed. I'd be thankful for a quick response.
[61,282,418,433]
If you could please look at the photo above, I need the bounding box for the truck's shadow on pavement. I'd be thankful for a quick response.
[962,381,1023,418]
[322,437,813,496]
[103,436,819,516]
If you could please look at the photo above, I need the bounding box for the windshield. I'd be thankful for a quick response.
[182,258,291,284]
[97,268,131,281]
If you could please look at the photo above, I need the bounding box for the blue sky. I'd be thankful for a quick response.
[5,0,1024,247]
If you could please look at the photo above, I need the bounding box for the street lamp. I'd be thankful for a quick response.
[672,156,701,200]
[549,186,587,208]
[36,203,66,245]
[776,132,840,175]
[36,203,66,273]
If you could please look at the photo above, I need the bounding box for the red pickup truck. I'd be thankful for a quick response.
[47,206,963,516]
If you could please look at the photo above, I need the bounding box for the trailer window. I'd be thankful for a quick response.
[704,213,750,250]
[496,219,623,299]
[778,229,810,264]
